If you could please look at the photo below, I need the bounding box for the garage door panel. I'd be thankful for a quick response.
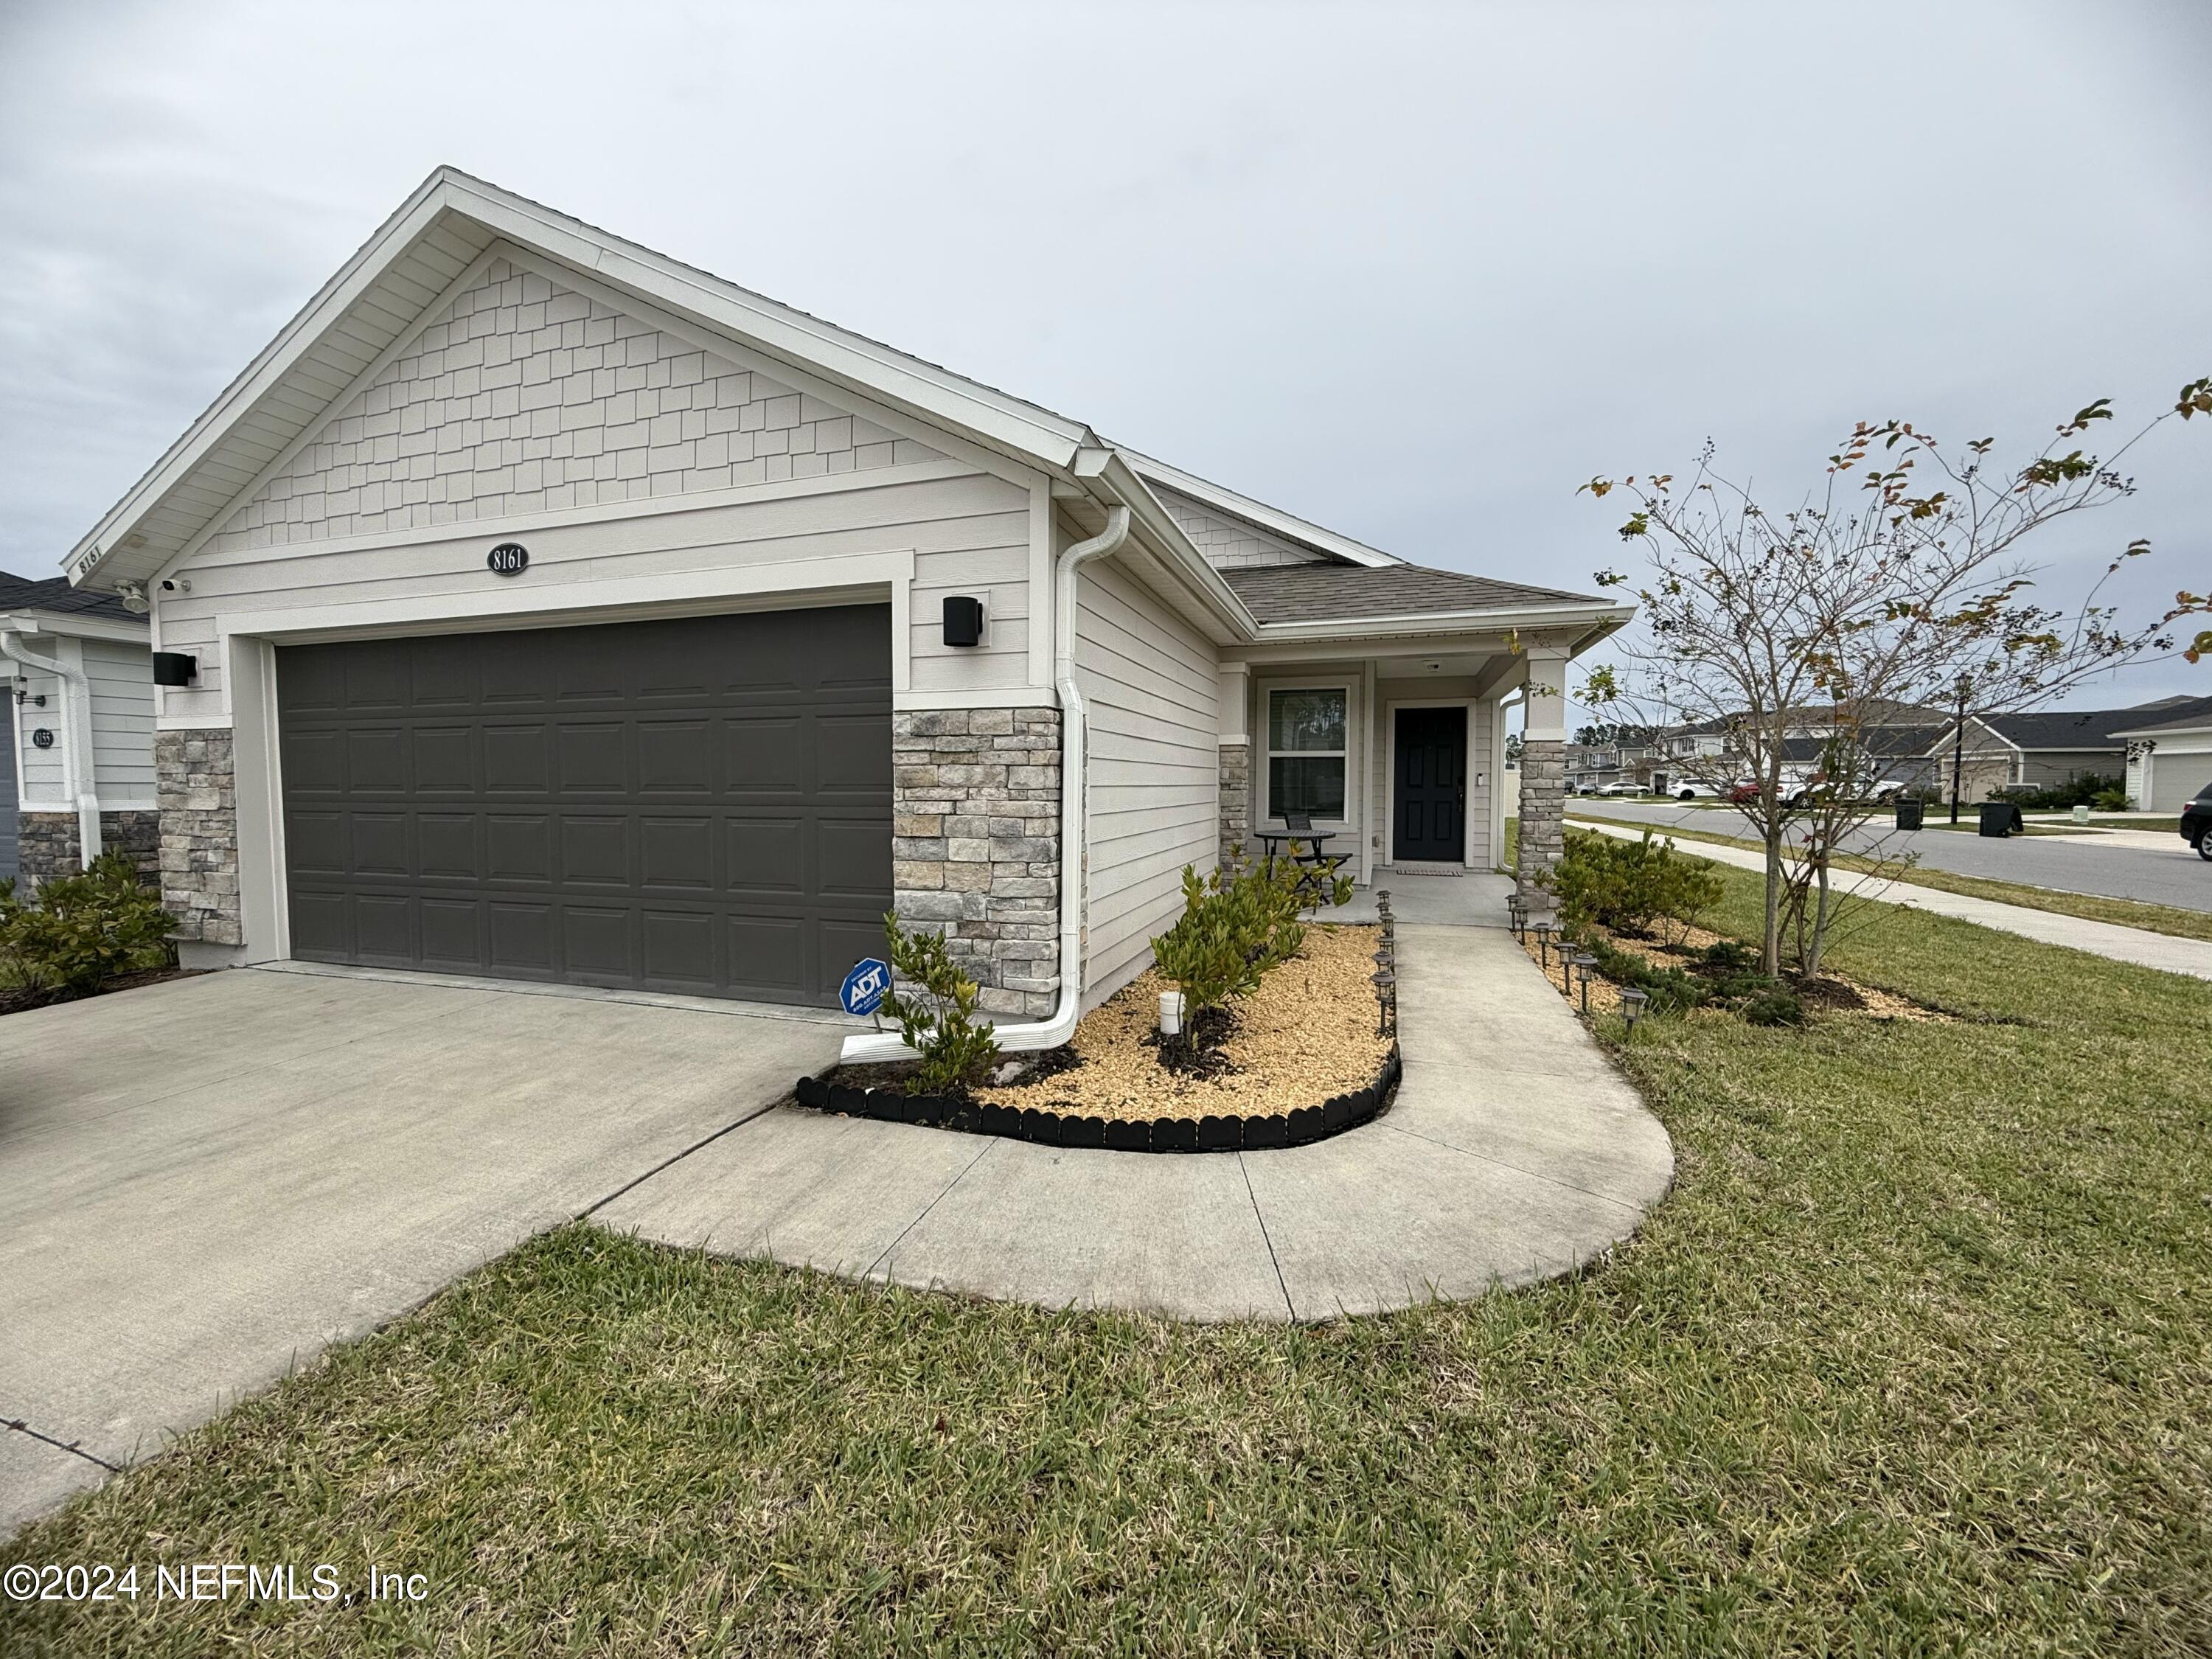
[818,818,894,897]
[420,898,483,967]
[483,725,549,793]
[354,894,414,963]
[352,813,411,877]
[487,814,553,881]
[641,817,715,890]
[725,717,804,793]
[278,605,891,1006]
[814,714,894,794]
[559,815,631,886]
[725,818,805,895]
[412,726,476,791]
[489,903,554,971]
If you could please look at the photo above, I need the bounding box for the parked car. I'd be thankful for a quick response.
[2182,782,2212,862]
[1595,780,1644,797]
[1728,782,1761,806]
[1672,781,1722,800]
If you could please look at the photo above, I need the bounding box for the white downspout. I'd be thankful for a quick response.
[1,628,102,867]
[841,503,1132,1063]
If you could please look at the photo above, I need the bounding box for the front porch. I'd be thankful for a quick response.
[1215,641,1571,905]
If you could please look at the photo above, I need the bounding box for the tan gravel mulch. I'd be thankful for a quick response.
[973,923,1393,1121]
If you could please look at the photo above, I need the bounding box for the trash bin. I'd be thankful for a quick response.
[1978,801,2023,838]
[1894,799,1924,832]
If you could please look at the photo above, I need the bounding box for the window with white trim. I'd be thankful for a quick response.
[1266,686,1348,820]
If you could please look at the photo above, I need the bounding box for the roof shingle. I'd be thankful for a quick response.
[1220,563,1606,625]
[0,571,143,624]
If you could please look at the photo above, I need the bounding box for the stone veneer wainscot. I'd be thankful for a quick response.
[15,810,161,886]
[1217,740,1251,872]
[891,707,1062,1018]
[156,729,243,946]
[1516,737,1566,902]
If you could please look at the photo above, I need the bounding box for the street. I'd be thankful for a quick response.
[1565,798,2212,914]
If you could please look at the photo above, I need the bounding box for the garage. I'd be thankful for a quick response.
[276,604,892,1006]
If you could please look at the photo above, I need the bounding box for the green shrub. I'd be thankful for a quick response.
[0,852,175,998]
[1543,830,1724,939]
[1999,772,2123,811]
[880,913,1001,1096]
[2091,785,2129,813]
[1743,990,1806,1027]
[1150,849,1352,1040]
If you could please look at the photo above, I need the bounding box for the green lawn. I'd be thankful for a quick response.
[1568,811,2212,944]
[7,866,2211,1655]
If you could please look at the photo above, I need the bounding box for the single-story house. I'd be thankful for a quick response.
[60,167,1630,1053]
[2112,710,2212,812]
[1916,696,2212,804]
[1,571,156,884]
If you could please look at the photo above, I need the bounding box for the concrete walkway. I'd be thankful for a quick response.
[599,919,1672,1323]
[0,970,839,1537]
[1573,817,2212,981]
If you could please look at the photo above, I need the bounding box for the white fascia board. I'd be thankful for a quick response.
[1120,451,1400,568]
[66,171,458,590]
[1080,449,1258,641]
[1250,602,1635,644]
[2107,721,2212,740]
[0,611,150,645]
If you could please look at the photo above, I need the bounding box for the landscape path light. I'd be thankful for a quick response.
[1620,987,1649,1032]
[1571,953,1599,1014]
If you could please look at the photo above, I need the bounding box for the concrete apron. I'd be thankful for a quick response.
[600,921,1674,1324]
[0,968,841,1537]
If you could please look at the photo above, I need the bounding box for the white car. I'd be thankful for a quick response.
[1672,781,1722,800]
[1595,780,1644,796]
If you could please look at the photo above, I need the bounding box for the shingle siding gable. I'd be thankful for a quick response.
[209,257,945,553]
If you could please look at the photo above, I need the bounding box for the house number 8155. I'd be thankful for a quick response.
[486,542,529,577]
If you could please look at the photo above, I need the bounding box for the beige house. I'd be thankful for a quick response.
[63,169,1628,1058]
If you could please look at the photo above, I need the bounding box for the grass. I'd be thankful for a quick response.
[7,871,2212,1655]
[1568,811,2212,944]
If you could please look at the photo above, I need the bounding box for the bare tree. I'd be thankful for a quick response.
[1582,379,2212,978]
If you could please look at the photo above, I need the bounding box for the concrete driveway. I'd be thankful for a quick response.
[0,967,841,1536]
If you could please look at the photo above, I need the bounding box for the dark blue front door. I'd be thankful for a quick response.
[1394,705,1465,861]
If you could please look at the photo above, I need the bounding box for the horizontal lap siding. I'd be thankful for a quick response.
[1075,556,1218,1009]
[84,639,156,804]
[156,470,1034,721]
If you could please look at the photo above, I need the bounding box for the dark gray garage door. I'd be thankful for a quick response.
[276,605,892,1006]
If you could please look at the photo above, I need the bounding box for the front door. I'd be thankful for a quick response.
[1394,706,1466,863]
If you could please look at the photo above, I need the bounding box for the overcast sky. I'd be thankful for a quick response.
[3,0,2207,714]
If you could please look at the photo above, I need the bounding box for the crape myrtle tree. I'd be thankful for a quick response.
[1579,379,2212,979]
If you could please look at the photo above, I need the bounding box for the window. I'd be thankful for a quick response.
[1267,687,1347,819]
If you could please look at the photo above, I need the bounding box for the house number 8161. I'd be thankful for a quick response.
[486,542,529,577]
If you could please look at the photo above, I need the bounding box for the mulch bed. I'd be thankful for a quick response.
[0,965,206,1018]
[1521,919,1950,1023]
[801,922,1402,1152]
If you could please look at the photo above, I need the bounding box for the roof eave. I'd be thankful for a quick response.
[1250,600,1635,649]
[1121,451,1401,568]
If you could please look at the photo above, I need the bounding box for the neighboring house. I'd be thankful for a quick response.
[60,168,1629,1038]
[1,572,156,884]
[1915,696,2212,804]
[2112,709,2212,812]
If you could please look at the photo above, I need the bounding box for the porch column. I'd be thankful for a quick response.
[1217,661,1251,871]
[1517,647,1569,904]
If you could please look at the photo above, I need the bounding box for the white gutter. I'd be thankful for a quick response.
[840,503,1133,1065]
[1,628,102,864]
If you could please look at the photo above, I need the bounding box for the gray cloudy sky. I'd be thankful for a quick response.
[4,0,2208,714]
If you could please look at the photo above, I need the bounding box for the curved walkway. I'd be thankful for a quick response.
[599,919,1674,1321]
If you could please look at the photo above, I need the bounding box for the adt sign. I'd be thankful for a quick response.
[840,957,891,1018]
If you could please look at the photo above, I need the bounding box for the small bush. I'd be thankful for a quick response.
[1150,848,1351,1054]
[1742,990,1806,1027]
[2000,772,2123,811]
[0,852,175,998]
[1543,830,1724,939]
[2091,785,2129,813]
[880,912,1001,1096]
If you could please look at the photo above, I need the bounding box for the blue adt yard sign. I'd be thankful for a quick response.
[840,957,891,1018]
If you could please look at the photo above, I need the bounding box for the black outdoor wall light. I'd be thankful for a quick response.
[942,595,985,647]
[152,651,199,686]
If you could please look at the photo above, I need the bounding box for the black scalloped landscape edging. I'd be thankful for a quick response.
[794,1045,1401,1155]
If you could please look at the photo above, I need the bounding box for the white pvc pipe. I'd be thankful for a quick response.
[841,503,1132,1064]
[1,628,102,866]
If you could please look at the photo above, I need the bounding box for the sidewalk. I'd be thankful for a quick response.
[1572,818,2212,982]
